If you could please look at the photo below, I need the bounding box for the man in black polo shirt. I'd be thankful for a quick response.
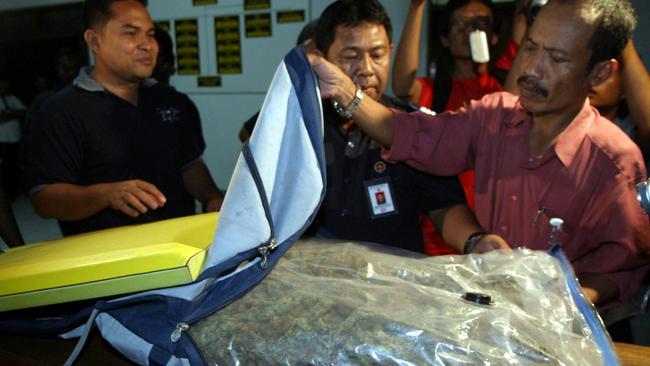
[308,0,484,253]
[24,0,223,236]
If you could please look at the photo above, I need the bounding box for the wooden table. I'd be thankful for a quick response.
[1,332,648,365]
[614,342,650,366]
[0,332,131,366]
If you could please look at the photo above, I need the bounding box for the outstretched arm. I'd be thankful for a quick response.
[511,0,530,45]
[0,175,23,247]
[32,180,166,220]
[432,204,511,254]
[182,160,223,212]
[502,0,540,93]
[620,40,650,151]
[309,54,395,146]
[392,0,427,103]
[579,274,619,306]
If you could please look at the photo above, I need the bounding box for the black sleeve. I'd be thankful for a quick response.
[180,93,206,166]
[23,99,84,192]
[414,171,466,211]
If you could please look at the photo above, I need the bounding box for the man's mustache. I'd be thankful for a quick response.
[517,76,549,98]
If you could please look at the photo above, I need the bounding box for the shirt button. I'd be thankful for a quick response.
[511,195,518,201]
[343,178,350,184]
[347,141,355,148]
[340,208,349,216]
[501,225,508,232]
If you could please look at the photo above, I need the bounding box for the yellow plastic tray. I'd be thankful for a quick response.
[0,212,218,312]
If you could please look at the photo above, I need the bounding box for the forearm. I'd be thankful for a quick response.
[431,204,483,253]
[620,41,650,141]
[392,0,426,102]
[503,46,523,94]
[579,273,619,306]
[0,183,24,247]
[511,1,528,45]
[334,78,395,147]
[32,183,113,220]
[308,54,396,146]
[182,160,223,205]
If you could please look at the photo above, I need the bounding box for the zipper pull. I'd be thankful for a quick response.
[548,217,564,247]
[170,322,189,343]
[258,238,278,269]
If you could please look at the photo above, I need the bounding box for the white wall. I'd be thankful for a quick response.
[146,0,422,190]
[0,0,79,10]
[145,0,311,189]
[2,0,649,189]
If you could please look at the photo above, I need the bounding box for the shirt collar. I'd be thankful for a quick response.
[72,66,158,92]
[553,98,594,167]
[73,66,103,92]
[506,97,595,168]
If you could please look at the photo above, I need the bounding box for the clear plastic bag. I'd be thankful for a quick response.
[190,238,609,365]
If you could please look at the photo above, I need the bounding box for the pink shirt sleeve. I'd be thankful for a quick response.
[382,108,476,176]
[572,166,650,305]
[382,93,516,176]
[382,92,650,305]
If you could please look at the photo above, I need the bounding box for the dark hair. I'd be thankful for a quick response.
[154,26,174,67]
[153,26,175,83]
[82,0,147,30]
[585,0,636,71]
[297,20,318,46]
[439,0,497,36]
[315,0,392,54]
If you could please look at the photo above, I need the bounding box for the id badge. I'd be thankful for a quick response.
[364,177,398,219]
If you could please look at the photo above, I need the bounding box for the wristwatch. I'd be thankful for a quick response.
[463,231,487,254]
[332,84,364,119]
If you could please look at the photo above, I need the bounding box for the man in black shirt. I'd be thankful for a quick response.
[24,0,223,236]
[308,0,483,253]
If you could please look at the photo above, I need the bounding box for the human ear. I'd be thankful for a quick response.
[590,59,617,88]
[83,29,100,53]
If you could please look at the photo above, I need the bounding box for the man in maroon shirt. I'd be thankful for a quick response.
[307,0,650,307]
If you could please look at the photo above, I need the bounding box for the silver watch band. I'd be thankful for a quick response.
[332,84,364,119]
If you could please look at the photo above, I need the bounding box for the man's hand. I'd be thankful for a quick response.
[469,233,512,254]
[307,53,357,105]
[105,180,166,217]
[579,273,619,305]
[205,195,224,212]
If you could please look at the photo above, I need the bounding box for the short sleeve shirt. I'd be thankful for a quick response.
[309,96,466,253]
[25,68,205,235]
[384,92,650,304]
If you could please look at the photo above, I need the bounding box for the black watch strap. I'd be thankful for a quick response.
[463,231,487,254]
